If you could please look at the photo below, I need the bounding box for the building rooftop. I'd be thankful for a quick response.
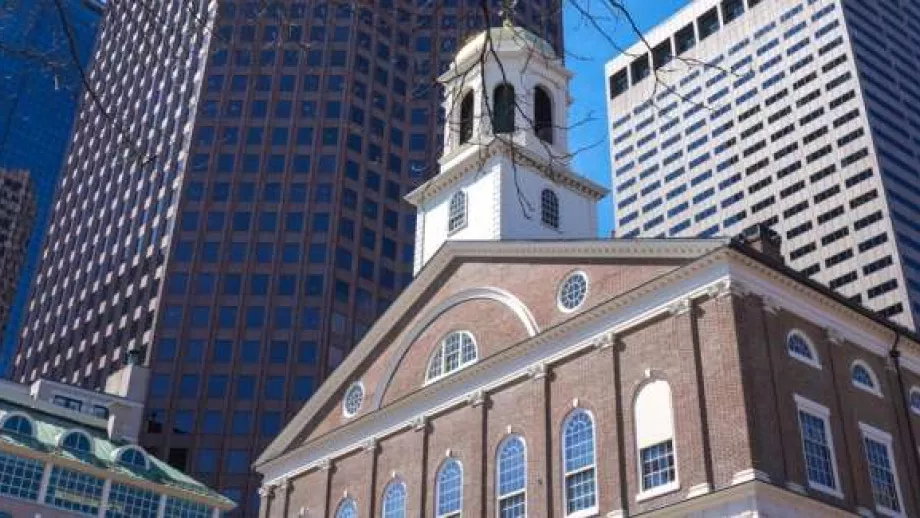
[0,400,231,505]
[0,365,235,513]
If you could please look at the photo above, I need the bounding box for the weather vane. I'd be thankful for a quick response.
[501,0,518,27]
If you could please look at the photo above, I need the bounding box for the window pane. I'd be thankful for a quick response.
[498,437,526,518]
[382,482,407,518]
[640,440,676,490]
[107,482,160,518]
[565,469,596,515]
[0,451,43,501]
[46,467,104,515]
[564,413,595,472]
[798,411,836,490]
[564,412,596,513]
[436,460,462,516]
[864,437,901,512]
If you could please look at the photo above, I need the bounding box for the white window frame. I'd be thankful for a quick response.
[562,409,599,518]
[496,435,527,517]
[909,386,920,416]
[112,445,150,470]
[58,429,94,455]
[557,271,589,313]
[793,394,843,499]
[447,191,468,235]
[634,379,679,501]
[786,330,822,369]
[335,497,358,518]
[858,422,905,518]
[425,331,478,385]
[342,381,365,418]
[636,439,680,501]
[435,458,463,518]
[850,360,882,398]
[0,412,36,437]
[541,188,560,229]
[381,478,407,518]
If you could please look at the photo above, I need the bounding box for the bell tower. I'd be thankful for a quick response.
[406,21,609,273]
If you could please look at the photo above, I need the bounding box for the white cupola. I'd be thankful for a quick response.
[406,23,609,273]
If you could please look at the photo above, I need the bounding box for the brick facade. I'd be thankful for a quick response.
[256,241,920,517]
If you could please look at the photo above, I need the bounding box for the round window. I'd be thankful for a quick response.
[343,382,364,418]
[558,271,589,312]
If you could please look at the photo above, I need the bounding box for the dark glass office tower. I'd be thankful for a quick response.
[12,1,561,514]
[0,170,35,343]
[0,0,102,372]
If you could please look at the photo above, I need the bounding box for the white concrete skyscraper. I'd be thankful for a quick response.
[605,0,920,329]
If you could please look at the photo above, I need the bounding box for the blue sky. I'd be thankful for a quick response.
[563,0,690,236]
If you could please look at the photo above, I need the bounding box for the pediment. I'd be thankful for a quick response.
[255,238,727,468]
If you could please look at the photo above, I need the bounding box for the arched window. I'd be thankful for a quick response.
[497,436,526,517]
[60,430,93,455]
[436,459,463,517]
[541,189,559,229]
[851,361,881,396]
[787,330,820,368]
[562,410,597,515]
[558,271,589,312]
[426,331,478,383]
[459,91,474,145]
[448,191,467,233]
[343,382,365,418]
[1,414,34,437]
[335,498,358,518]
[115,446,149,470]
[534,86,554,143]
[492,84,515,134]
[381,480,407,518]
[910,387,920,415]
[635,379,678,494]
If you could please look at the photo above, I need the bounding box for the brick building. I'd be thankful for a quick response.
[255,25,920,518]
[0,170,34,344]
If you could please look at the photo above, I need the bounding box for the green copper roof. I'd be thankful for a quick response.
[0,400,234,507]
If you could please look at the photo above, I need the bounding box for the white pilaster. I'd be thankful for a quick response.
[98,479,112,517]
[157,494,168,518]
[37,462,53,503]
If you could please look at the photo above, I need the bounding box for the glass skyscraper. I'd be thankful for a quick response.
[0,0,103,373]
[12,1,562,514]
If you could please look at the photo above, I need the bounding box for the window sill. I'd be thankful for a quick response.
[565,507,599,518]
[807,481,843,500]
[447,223,467,237]
[875,505,905,518]
[789,352,822,370]
[853,383,883,398]
[636,481,680,502]
[541,221,562,233]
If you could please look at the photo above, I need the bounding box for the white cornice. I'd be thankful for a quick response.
[258,253,734,483]
[728,254,919,361]
[257,246,920,482]
[255,239,728,467]
[405,137,608,206]
[440,29,569,84]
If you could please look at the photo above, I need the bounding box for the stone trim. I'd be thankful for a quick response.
[258,245,920,479]
[257,239,729,466]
